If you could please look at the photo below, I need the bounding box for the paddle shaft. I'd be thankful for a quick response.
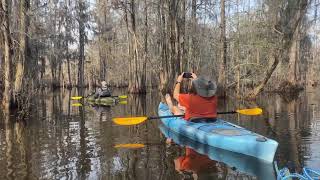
[148,115,184,120]
[148,111,237,120]
[218,111,237,114]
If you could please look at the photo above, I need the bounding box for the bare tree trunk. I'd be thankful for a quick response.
[24,0,33,88]
[98,36,106,80]
[124,3,132,89]
[190,0,197,71]
[128,0,136,92]
[169,0,180,83]
[180,0,186,72]
[218,0,227,94]
[128,0,146,93]
[66,41,71,87]
[288,25,300,84]
[15,0,30,95]
[159,0,169,93]
[143,0,148,88]
[78,0,85,87]
[1,0,13,108]
[64,0,72,87]
[57,13,63,88]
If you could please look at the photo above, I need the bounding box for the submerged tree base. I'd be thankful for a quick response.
[276,81,304,93]
[276,81,304,102]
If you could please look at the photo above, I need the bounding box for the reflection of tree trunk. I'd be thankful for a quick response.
[41,90,47,120]
[287,100,301,167]
[67,89,71,116]
[78,104,90,177]
[15,120,29,179]
[4,108,13,179]
[128,151,138,179]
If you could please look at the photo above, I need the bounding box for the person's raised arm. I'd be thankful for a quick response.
[173,73,184,101]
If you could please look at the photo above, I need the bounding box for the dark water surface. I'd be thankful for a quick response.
[1,88,320,179]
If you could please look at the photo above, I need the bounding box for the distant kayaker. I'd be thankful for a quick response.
[165,72,218,123]
[94,81,112,98]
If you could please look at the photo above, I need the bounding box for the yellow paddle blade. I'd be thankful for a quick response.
[72,103,83,107]
[118,95,128,99]
[236,108,262,115]
[114,143,145,148]
[71,96,83,100]
[113,116,148,125]
[119,100,127,105]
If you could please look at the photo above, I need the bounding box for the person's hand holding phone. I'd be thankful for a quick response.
[182,72,192,78]
[182,72,197,79]
[177,72,197,84]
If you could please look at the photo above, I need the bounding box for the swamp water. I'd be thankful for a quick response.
[0,87,320,179]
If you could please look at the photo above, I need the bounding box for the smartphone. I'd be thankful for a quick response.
[183,72,192,78]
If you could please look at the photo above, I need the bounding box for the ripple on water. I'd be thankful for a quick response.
[300,123,320,168]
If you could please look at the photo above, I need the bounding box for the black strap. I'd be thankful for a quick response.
[190,117,217,123]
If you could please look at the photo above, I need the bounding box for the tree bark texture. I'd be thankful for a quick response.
[78,0,85,87]
[143,0,148,87]
[128,0,147,93]
[1,0,14,108]
[218,0,227,93]
[15,0,30,94]
[189,0,197,71]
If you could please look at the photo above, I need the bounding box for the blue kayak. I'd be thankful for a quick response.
[159,125,276,180]
[158,102,278,162]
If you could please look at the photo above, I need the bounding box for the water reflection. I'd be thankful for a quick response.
[0,88,320,179]
[160,125,275,180]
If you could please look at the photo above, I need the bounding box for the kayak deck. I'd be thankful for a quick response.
[158,102,278,162]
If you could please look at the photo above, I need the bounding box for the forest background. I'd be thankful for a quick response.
[1,0,319,109]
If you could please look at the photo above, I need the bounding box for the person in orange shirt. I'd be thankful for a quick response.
[165,72,218,123]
